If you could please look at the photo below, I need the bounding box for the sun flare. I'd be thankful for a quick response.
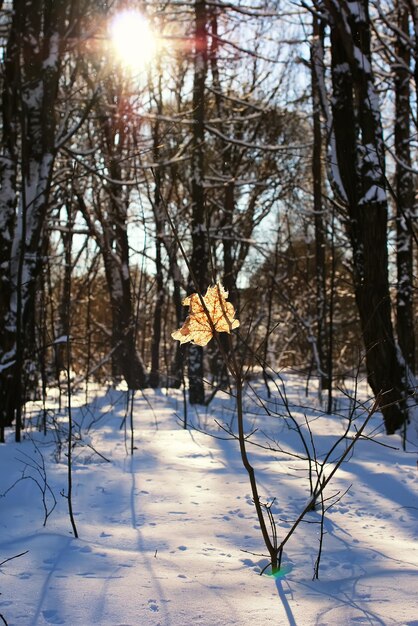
[110,10,158,71]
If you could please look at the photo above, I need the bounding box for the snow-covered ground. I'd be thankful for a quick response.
[0,375,417,626]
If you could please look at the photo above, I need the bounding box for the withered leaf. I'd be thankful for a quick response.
[171,283,240,347]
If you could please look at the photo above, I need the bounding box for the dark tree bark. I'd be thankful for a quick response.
[0,2,20,436]
[55,205,74,374]
[394,0,415,374]
[0,0,68,432]
[169,269,185,389]
[149,72,165,389]
[188,0,210,405]
[149,192,165,389]
[208,7,235,300]
[322,0,412,433]
[406,0,418,121]
[311,14,330,393]
[206,7,235,390]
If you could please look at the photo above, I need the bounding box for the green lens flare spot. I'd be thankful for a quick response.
[264,563,293,578]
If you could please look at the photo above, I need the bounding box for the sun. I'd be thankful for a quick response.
[109,10,158,71]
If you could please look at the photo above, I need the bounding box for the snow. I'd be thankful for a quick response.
[353,45,371,75]
[0,359,15,373]
[53,336,70,345]
[358,183,386,205]
[42,33,60,70]
[0,376,417,626]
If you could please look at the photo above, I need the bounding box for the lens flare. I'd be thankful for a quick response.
[110,10,158,71]
[263,563,293,578]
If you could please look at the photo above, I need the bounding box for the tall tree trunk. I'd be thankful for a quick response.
[149,72,165,389]
[106,264,147,390]
[311,15,330,393]
[0,0,66,429]
[406,0,418,121]
[167,241,185,388]
[76,74,148,390]
[207,7,237,390]
[55,205,74,373]
[0,4,18,348]
[0,3,19,433]
[188,0,209,405]
[77,188,148,390]
[323,0,413,434]
[150,214,165,389]
[394,0,415,374]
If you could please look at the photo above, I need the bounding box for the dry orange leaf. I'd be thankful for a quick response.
[171,283,240,347]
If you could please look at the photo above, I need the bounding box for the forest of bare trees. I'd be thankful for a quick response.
[0,0,417,441]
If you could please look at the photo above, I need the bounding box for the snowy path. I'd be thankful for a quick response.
[0,384,417,625]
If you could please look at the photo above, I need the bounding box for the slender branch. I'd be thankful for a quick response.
[0,551,29,568]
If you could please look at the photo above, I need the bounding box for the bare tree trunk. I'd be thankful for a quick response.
[150,210,165,389]
[0,0,67,428]
[149,72,165,389]
[54,205,73,373]
[170,276,185,389]
[311,15,330,392]
[406,0,418,121]
[75,71,148,389]
[188,0,209,405]
[78,188,148,389]
[394,0,415,374]
[0,5,18,361]
[323,0,413,434]
[206,7,240,390]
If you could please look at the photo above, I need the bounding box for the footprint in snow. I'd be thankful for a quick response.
[148,599,159,612]
[42,609,64,624]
